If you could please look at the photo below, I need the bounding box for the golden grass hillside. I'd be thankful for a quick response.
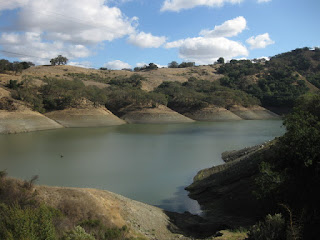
[0,64,223,91]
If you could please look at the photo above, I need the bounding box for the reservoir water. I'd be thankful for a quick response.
[0,120,285,214]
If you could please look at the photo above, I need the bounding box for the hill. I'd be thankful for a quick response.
[2,47,319,132]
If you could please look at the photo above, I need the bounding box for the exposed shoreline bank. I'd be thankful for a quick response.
[0,104,281,134]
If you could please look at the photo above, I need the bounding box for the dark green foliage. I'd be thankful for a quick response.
[13,77,45,113]
[105,87,167,115]
[62,226,95,240]
[247,214,286,240]
[218,57,309,107]
[0,59,34,73]
[270,47,313,73]
[108,74,143,88]
[85,86,108,106]
[50,55,68,66]
[168,61,179,68]
[41,78,86,111]
[0,172,60,240]
[306,73,320,88]
[178,62,195,68]
[0,203,58,240]
[133,63,158,71]
[217,57,224,64]
[254,93,320,239]
[155,79,260,112]
[6,80,23,90]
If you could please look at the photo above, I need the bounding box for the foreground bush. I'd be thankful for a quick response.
[247,214,286,240]
[0,203,58,240]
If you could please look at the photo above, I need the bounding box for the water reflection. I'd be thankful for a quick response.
[157,186,202,215]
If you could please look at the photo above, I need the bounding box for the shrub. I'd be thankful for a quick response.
[62,226,95,240]
[247,214,286,240]
[0,203,58,240]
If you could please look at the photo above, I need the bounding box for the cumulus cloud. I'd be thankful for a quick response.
[104,60,132,70]
[13,0,136,44]
[128,32,167,48]
[0,32,91,65]
[246,33,275,49]
[0,0,29,11]
[161,0,243,12]
[175,37,248,64]
[199,16,246,38]
[165,17,248,64]
[0,0,137,64]
[69,61,93,68]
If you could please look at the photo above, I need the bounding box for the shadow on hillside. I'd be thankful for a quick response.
[164,210,226,239]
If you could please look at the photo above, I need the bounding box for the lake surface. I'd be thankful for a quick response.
[0,120,285,214]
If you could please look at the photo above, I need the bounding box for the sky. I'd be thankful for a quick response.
[0,0,319,69]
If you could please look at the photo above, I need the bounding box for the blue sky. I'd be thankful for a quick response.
[0,0,319,69]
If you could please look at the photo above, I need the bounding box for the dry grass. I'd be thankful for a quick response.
[212,230,248,240]
[0,65,223,92]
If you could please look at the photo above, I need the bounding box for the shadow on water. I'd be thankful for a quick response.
[157,186,202,215]
[159,186,226,239]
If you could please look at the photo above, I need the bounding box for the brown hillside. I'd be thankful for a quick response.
[0,65,223,91]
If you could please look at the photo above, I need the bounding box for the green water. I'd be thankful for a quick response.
[0,120,285,213]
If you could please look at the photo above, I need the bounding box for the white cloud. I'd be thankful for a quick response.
[161,0,243,12]
[104,60,132,70]
[0,0,138,64]
[257,0,271,3]
[0,0,29,11]
[136,62,148,67]
[246,33,275,49]
[0,32,91,65]
[178,37,248,64]
[165,17,248,64]
[13,0,136,45]
[199,16,246,38]
[128,32,167,48]
[69,61,93,68]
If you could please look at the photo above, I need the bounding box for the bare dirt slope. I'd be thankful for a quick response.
[45,107,126,127]
[36,185,196,240]
[120,105,194,124]
[229,105,280,120]
[184,106,243,121]
[0,91,63,134]
[0,108,63,134]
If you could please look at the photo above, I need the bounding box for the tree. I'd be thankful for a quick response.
[168,61,179,68]
[147,63,158,70]
[50,55,68,66]
[12,61,23,75]
[217,57,225,64]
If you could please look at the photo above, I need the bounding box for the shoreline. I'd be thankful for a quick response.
[0,105,281,135]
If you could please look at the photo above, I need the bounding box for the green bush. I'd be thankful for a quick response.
[0,203,58,240]
[62,226,95,240]
[247,214,286,240]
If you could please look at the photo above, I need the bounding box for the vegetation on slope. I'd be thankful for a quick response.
[155,78,260,113]
[1,47,319,116]
[0,172,145,240]
[250,92,320,239]
[217,47,320,108]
